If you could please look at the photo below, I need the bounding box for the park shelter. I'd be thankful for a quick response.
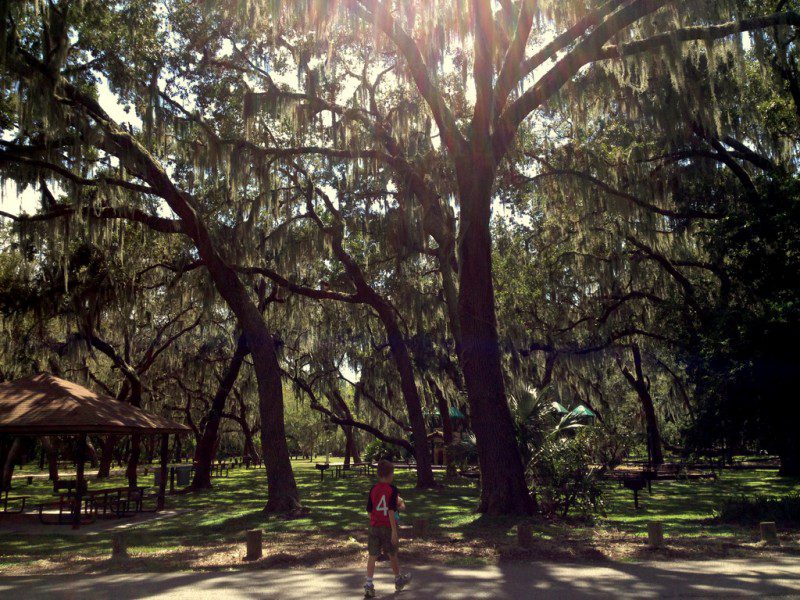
[0,373,190,528]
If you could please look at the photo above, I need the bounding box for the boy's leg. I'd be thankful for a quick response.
[389,552,400,577]
[367,555,377,579]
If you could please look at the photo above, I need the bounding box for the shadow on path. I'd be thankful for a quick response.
[2,557,800,598]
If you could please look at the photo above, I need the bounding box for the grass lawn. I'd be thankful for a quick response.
[1,460,798,573]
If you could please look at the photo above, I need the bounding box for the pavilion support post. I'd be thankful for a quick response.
[157,433,169,511]
[72,433,87,530]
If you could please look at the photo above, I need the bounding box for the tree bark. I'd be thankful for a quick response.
[429,377,454,447]
[191,334,248,489]
[2,438,24,492]
[376,304,436,487]
[97,436,118,479]
[621,344,664,468]
[455,161,533,515]
[41,436,60,481]
[778,435,800,476]
[327,391,361,468]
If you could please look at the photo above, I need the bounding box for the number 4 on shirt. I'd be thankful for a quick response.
[376,494,388,516]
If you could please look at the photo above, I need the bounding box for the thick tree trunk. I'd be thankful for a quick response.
[125,378,144,488]
[455,163,533,515]
[58,86,300,513]
[778,435,800,476]
[1,438,23,491]
[191,334,248,490]
[249,325,300,513]
[126,434,141,488]
[97,436,118,479]
[41,437,60,481]
[346,428,360,465]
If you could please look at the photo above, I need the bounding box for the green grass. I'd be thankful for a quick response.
[600,469,800,536]
[1,460,798,570]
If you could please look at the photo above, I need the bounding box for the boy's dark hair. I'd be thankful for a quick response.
[377,459,394,479]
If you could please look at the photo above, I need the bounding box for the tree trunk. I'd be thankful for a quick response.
[623,344,664,469]
[192,334,248,490]
[126,435,141,488]
[125,378,144,488]
[343,426,353,468]
[430,378,454,447]
[97,436,118,479]
[778,435,800,476]
[455,162,533,515]
[1,438,24,491]
[252,334,300,512]
[41,436,60,481]
[328,392,361,468]
[377,305,436,487]
[346,428,360,464]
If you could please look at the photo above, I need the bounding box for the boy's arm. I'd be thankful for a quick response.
[389,510,399,544]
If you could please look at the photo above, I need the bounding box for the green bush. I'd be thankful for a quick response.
[447,433,478,469]
[715,494,800,525]
[528,429,603,518]
[363,439,402,463]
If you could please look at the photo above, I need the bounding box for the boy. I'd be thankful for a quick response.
[364,459,412,597]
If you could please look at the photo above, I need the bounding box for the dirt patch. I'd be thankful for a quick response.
[3,528,800,576]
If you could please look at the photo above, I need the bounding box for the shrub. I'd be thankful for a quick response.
[363,439,401,463]
[715,494,800,526]
[447,433,478,469]
[528,429,603,518]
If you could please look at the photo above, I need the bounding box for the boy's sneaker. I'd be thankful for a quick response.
[363,582,375,598]
[395,572,412,592]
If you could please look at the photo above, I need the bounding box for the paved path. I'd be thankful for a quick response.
[2,558,800,598]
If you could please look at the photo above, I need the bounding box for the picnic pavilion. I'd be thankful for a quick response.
[0,373,189,528]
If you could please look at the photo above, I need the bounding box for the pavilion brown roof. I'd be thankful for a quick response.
[0,373,190,435]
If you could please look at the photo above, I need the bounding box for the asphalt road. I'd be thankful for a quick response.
[2,557,800,599]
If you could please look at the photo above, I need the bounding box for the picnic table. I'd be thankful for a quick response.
[1,489,30,514]
[315,463,330,481]
[84,486,147,517]
[212,462,230,478]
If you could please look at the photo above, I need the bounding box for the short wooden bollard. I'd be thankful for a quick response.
[245,529,263,560]
[517,523,533,548]
[111,532,128,559]
[647,522,664,548]
[412,518,429,539]
[760,521,779,545]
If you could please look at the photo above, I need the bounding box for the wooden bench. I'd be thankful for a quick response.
[1,489,30,514]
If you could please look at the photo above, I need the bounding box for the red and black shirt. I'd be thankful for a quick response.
[366,482,399,528]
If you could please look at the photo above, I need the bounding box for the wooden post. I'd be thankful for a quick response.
[647,522,664,548]
[412,517,429,539]
[72,433,87,530]
[760,521,779,545]
[245,529,263,560]
[517,523,533,548]
[112,532,128,558]
[157,433,169,511]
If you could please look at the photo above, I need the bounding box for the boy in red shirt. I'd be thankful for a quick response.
[364,459,412,597]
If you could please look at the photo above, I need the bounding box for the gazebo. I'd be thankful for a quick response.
[0,373,190,528]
